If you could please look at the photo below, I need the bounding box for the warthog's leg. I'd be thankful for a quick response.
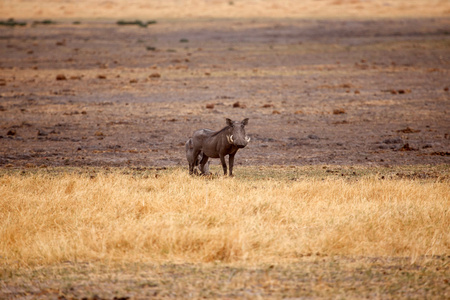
[189,149,201,175]
[186,142,194,175]
[219,154,227,175]
[199,154,210,175]
[202,159,210,175]
[188,153,195,175]
[228,153,235,176]
[187,154,195,175]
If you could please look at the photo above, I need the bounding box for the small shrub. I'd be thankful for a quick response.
[33,19,56,25]
[117,20,157,28]
[0,18,26,27]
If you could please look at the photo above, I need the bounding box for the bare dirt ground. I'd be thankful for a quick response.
[1,17,449,169]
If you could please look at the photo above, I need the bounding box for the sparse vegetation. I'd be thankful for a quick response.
[33,19,56,25]
[116,20,157,27]
[0,18,26,27]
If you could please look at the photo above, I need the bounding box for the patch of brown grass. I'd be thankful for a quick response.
[0,167,449,267]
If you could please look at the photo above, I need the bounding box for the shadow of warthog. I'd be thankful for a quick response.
[186,118,250,176]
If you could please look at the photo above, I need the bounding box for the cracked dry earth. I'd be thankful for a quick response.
[0,18,449,169]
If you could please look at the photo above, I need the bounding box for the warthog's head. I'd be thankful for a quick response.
[226,118,250,148]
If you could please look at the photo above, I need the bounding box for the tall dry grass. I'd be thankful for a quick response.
[0,168,448,266]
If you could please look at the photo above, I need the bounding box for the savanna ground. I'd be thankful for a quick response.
[1,0,450,299]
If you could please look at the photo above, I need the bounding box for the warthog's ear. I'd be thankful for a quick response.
[242,118,249,126]
[226,118,233,126]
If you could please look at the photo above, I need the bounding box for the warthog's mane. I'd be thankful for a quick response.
[211,126,231,137]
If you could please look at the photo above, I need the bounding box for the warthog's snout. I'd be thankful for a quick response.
[227,135,250,148]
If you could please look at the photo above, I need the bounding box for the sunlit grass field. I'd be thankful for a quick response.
[1,165,448,267]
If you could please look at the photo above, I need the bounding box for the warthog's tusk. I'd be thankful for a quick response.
[226,135,234,144]
[245,136,251,143]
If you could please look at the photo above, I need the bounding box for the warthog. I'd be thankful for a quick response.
[186,118,250,176]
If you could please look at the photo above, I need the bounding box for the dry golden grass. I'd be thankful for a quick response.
[1,167,449,267]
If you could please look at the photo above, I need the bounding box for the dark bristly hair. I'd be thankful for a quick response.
[211,126,231,137]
